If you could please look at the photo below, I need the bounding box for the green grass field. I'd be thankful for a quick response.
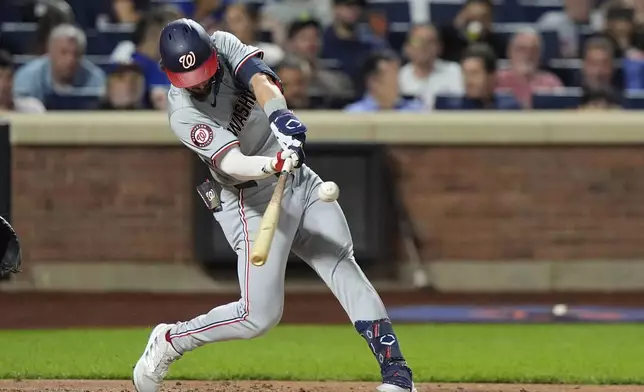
[0,324,641,384]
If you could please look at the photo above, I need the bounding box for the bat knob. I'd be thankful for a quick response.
[251,254,266,266]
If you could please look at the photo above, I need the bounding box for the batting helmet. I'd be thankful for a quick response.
[159,19,219,88]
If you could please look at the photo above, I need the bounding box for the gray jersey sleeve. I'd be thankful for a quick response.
[211,31,263,76]
[170,107,239,165]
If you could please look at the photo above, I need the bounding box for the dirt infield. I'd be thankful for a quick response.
[0,380,642,392]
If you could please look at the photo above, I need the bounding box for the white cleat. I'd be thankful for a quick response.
[133,323,181,392]
[376,382,418,392]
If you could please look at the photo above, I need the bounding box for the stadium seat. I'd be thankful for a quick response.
[624,91,644,110]
[521,4,562,22]
[548,58,582,87]
[531,88,583,110]
[540,31,560,60]
[428,2,461,24]
[87,30,134,55]
[43,92,102,111]
[367,0,411,24]
[434,93,521,110]
[1,23,37,55]
[388,30,407,53]
[0,4,23,23]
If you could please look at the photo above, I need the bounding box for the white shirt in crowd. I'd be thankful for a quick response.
[5,97,46,113]
[536,10,603,58]
[398,59,464,110]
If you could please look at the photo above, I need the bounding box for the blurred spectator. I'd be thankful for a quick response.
[162,0,229,34]
[110,6,182,62]
[439,0,507,62]
[96,0,150,27]
[275,57,312,110]
[537,0,595,58]
[31,0,76,55]
[286,18,354,108]
[224,3,284,68]
[0,50,45,113]
[626,0,644,26]
[344,51,423,112]
[581,37,619,91]
[578,85,622,110]
[260,0,333,46]
[321,0,389,84]
[13,24,105,105]
[113,8,180,110]
[591,1,644,58]
[99,63,146,110]
[399,23,463,110]
[496,29,563,108]
[437,44,521,110]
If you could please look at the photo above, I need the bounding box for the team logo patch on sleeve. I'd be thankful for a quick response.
[190,124,214,147]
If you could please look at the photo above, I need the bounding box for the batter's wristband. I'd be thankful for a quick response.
[273,151,286,172]
[263,97,289,119]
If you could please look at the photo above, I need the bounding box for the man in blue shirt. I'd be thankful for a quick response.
[345,50,423,112]
[13,24,105,109]
[321,0,389,85]
[436,43,522,110]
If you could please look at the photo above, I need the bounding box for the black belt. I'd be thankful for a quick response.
[234,180,258,190]
[233,173,282,190]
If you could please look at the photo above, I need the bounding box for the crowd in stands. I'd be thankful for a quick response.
[1,0,644,113]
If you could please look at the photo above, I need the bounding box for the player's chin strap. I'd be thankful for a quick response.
[355,318,406,368]
[210,59,225,108]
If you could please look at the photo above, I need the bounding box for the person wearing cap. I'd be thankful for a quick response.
[0,50,45,113]
[320,0,389,85]
[126,7,182,110]
[99,62,146,110]
[286,17,355,108]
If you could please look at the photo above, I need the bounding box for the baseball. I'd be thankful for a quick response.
[552,304,568,317]
[318,181,340,202]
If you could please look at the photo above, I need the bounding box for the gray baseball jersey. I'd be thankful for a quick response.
[167,31,281,187]
[164,30,392,359]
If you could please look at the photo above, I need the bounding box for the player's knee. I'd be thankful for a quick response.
[244,304,283,338]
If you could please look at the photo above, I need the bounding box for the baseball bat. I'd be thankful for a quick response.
[250,158,293,266]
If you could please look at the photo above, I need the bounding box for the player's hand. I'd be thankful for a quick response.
[269,109,306,168]
[271,150,301,173]
[269,109,307,140]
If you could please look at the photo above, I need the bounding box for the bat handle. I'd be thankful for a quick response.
[281,157,293,175]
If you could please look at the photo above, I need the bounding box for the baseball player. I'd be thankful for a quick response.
[133,18,416,392]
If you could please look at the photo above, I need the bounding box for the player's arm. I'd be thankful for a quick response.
[216,146,290,181]
[213,31,307,168]
[170,108,289,182]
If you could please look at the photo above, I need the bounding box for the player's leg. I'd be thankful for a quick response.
[169,182,301,350]
[290,167,416,392]
[134,179,300,392]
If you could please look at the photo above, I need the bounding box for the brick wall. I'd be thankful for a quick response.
[391,146,644,261]
[11,145,644,263]
[12,147,194,263]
